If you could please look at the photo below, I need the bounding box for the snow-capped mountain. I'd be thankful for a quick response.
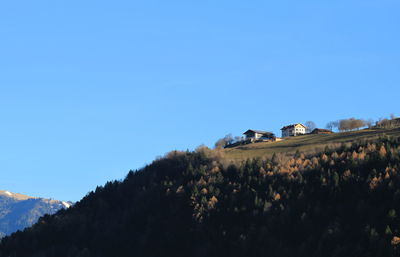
[0,190,72,238]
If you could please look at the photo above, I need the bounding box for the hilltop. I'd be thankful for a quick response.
[224,127,400,160]
[0,129,400,257]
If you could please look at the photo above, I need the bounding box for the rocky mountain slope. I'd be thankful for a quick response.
[0,190,71,238]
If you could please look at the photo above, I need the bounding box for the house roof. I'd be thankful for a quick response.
[311,128,333,134]
[280,123,306,130]
[243,129,274,136]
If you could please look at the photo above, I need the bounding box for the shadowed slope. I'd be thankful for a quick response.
[1,135,400,257]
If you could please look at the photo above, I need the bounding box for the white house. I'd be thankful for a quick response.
[280,124,306,138]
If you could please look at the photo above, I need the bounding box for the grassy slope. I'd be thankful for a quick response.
[224,127,400,160]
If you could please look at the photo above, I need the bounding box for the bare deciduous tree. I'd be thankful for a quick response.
[214,134,234,149]
[377,117,400,129]
[305,121,316,133]
[339,119,351,131]
[365,119,374,128]
[234,136,242,142]
[351,118,365,130]
[326,121,338,131]
[339,118,365,131]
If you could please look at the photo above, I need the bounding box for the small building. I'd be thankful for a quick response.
[311,128,333,134]
[243,129,275,141]
[281,124,306,138]
[376,118,400,128]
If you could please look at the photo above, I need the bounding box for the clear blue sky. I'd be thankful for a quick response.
[0,0,399,201]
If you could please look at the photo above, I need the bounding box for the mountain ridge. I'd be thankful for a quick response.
[0,190,72,238]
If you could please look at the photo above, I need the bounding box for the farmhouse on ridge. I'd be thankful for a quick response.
[311,128,333,134]
[243,129,275,141]
[281,124,306,138]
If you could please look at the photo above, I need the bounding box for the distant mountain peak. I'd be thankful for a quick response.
[61,201,72,208]
[0,190,34,201]
[0,189,72,237]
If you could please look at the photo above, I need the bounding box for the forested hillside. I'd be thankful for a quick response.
[1,136,400,257]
